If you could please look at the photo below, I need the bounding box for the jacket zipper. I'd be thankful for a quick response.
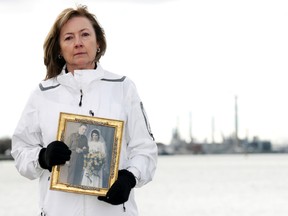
[79,89,83,107]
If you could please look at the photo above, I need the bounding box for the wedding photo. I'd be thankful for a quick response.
[51,113,123,196]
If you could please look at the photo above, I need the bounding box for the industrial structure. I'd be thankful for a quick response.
[157,95,272,155]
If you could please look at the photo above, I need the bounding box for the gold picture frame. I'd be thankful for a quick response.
[50,112,124,196]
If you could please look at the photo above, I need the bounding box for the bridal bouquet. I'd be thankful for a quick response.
[83,151,106,180]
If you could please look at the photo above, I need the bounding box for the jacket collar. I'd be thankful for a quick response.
[57,63,105,90]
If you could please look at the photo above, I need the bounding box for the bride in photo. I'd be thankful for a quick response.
[82,129,106,188]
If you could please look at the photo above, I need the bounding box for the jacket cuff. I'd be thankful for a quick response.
[38,148,51,171]
[126,166,140,185]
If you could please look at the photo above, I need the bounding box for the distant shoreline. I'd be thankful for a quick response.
[0,154,13,161]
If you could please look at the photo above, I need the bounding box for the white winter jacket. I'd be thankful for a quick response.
[11,64,158,216]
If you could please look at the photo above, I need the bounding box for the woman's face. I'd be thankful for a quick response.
[59,16,99,73]
[92,132,99,141]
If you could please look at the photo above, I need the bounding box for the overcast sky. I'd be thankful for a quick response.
[1,0,288,145]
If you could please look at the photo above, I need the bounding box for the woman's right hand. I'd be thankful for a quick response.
[38,141,71,171]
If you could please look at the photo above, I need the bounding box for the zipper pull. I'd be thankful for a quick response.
[41,209,46,216]
[123,203,126,212]
[79,89,83,107]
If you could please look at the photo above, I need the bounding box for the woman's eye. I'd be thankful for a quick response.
[82,32,90,37]
[64,36,72,41]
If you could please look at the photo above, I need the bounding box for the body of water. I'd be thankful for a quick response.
[1,154,288,216]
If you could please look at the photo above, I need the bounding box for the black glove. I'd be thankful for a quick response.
[38,141,71,172]
[98,169,136,205]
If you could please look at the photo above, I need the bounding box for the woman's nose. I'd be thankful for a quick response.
[75,36,83,47]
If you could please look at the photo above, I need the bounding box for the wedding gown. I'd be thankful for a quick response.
[81,140,106,187]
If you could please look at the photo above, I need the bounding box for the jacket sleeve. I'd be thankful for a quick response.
[11,91,44,180]
[124,78,158,187]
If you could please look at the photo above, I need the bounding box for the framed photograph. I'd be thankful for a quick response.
[50,112,124,196]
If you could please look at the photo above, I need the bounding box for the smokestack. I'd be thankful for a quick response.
[235,95,239,144]
[211,116,215,144]
[189,112,193,143]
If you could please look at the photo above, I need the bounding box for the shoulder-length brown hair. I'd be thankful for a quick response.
[43,5,106,80]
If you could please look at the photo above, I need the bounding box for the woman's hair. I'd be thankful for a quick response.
[43,5,106,80]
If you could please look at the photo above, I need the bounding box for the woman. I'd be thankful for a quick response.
[11,5,157,216]
[82,129,106,188]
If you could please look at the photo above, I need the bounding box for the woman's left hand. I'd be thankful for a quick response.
[98,169,136,205]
